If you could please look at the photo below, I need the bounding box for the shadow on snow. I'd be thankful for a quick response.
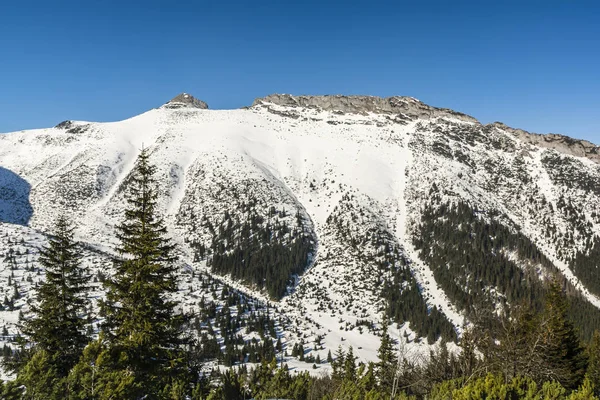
[0,166,33,225]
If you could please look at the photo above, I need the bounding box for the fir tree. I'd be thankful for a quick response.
[98,148,189,397]
[19,215,89,378]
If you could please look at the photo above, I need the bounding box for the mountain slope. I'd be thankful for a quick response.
[2,93,600,368]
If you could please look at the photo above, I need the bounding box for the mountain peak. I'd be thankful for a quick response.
[162,93,209,109]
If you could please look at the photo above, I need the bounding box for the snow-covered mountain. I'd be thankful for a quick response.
[2,92,600,369]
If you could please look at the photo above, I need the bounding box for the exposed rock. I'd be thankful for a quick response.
[163,93,208,110]
[55,120,74,130]
[489,122,600,163]
[265,108,301,119]
[67,124,90,135]
[252,94,479,123]
[54,120,90,134]
[253,94,600,164]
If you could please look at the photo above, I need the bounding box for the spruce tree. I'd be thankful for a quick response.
[332,346,346,382]
[377,319,397,391]
[586,330,600,395]
[540,279,587,390]
[19,215,89,377]
[99,148,188,397]
[344,346,357,382]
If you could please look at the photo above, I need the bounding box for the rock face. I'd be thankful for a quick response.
[253,94,600,164]
[163,93,208,109]
[489,122,600,163]
[54,120,74,130]
[252,93,479,123]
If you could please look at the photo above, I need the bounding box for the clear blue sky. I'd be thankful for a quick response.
[1,0,599,142]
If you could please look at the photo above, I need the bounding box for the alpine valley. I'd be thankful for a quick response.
[2,92,600,376]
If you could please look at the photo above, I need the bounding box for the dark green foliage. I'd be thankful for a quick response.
[98,148,189,397]
[376,321,397,393]
[12,349,63,400]
[236,359,313,400]
[587,330,600,395]
[414,201,548,313]
[331,345,346,382]
[327,192,455,343]
[429,374,596,400]
[474,303,539,382]
[209,206,313,299]
[542,151,600,194]
[18,215,90,378]
[540,280,587,390]
[180,272,284,371]
[2,343,12,359]
[386,282,591,398]
[382,260,456,342]
[344,346,357,382]
[467,281,588,392]
[414,199,600,341]
[571,237,600,297]
[567,295,600,342]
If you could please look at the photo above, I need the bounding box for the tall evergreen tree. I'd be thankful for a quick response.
[20,215,89,377]
[331,346,346,382]
[540,279,587,390]
[586,330,600,395]
[377,319,397,391]
[344,346,357,382]
[99,148,189,397]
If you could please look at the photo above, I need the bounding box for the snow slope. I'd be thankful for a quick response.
[2,93,600,370]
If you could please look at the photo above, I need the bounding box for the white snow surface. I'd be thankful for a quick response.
[2,100,600,376]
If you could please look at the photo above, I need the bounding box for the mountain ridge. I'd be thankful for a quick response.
[2,92,600,373]
[4,93,597,164]
[252,93,600,163]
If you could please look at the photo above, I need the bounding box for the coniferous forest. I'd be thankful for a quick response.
[4,151,600,399]
[208,205,314,299]
[415,197,600,341]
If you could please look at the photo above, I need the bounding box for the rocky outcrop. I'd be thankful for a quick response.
[55,120,74,130]
[253,94,600,164]
[252,94,479,123]
[54,120,90,134]
[490,122,600,163]
[163,93,208,109]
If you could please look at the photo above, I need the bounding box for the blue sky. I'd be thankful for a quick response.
[1,0,599,142]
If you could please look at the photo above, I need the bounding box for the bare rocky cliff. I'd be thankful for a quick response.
[489,122,600,163]
[252,93,479,123]
[253,93,599,164]
[163,93,209,109]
